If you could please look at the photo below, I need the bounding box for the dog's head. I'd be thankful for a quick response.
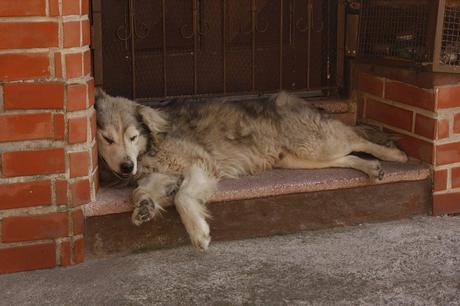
[94,89,169,178]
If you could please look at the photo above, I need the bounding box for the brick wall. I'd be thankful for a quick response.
[0,0,96,274]
[357,71,460,216]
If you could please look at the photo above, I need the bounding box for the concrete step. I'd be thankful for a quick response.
[308,98,356,125]
[84,161,432,259]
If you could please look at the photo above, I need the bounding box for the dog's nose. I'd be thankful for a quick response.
[120,160,134,174]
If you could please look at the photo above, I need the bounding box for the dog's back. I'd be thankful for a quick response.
[156,92,328,178]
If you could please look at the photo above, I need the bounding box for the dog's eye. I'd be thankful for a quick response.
[130,135,138,142]
[103,136,114,144]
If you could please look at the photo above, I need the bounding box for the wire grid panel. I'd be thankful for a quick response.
[440,1,460,67]
[359,0,433,63]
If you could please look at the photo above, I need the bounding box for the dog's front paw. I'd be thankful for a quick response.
[131,198,157,226]
[189,219,211,251]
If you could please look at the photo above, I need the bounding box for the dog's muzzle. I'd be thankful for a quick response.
[120,160,134,175]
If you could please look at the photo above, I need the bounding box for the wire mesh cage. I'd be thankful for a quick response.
[436,0,460,72]
[358,0,460,73]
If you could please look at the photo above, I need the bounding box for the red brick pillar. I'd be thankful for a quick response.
[433,86,460,215]
[357,70,460,216]
[0,0,96,273]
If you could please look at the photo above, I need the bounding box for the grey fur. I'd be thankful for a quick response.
[95,90,408,249]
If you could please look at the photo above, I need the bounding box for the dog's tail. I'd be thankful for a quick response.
[354,124,401,148]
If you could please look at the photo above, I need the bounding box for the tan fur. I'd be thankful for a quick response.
[95,89,408,249]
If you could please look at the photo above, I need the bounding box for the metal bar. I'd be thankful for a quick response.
[307,0,312,90]
[327,0,331,83]
[251,0,256,91]
[122,3,129,50]
[326,0,331,86]
[289,1,293,45]
[279,0,283,90]
[223,0,227,93]
[356,0,365,58]
[432,0,445,73]
[193,0,198,94]
[162,0,167,97]
[129,0,136,99]
[336,0,345,88]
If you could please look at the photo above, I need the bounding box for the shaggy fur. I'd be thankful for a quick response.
[95,90,408,249]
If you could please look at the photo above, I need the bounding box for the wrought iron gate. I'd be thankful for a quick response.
[92,0,342,101]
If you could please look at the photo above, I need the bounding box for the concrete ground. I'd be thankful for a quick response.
[1,216,459,306]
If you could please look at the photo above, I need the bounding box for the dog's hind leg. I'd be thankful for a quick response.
[275,153,384,180]
[131,173,182,226]
[174,164,217,250]
[351,139,408,163]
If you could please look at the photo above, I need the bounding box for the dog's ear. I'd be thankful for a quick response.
[136,105,170,135]
[94,87,108,111]
[95,87,108,101]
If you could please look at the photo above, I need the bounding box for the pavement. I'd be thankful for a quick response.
[0,216,459,306]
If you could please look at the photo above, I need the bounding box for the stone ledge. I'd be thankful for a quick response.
[309,99,351,113]
[84,161,431,217]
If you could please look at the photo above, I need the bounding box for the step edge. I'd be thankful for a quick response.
[83,163,431,218]
[211,168,430,203]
